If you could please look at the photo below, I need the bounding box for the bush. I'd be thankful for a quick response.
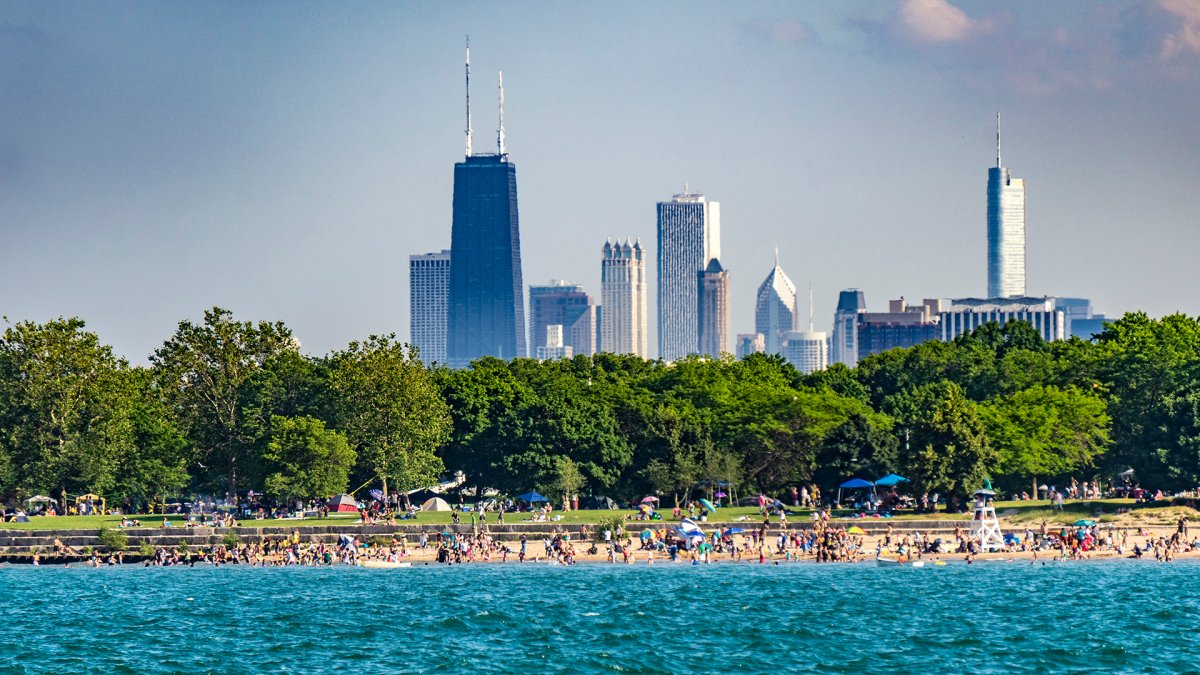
[97,526,128,552]
[598,515,625,544]
[177,541,190,553]
[222,531,240,549]
[139,541,155,557]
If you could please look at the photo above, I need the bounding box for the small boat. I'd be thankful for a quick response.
[875,556,926,568]
[358,559,412,569]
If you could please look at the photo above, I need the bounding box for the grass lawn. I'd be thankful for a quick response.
[4,499,1190,532]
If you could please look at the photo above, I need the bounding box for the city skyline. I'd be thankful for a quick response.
[2,2,1198,362]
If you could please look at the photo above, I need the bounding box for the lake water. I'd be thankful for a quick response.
[2,560,1197,673]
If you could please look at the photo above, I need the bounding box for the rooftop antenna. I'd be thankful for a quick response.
[808,283,814,332]
[465,37,473,157]
[774,246,780,268]
[995,111,1001,168]
[497,70,506,155]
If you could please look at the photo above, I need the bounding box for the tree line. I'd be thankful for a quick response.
[1,306,1198,510]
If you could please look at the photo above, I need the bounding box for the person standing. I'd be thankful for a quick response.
[791,486,799,508]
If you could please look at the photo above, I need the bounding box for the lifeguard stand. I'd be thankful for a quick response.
[970,480,1004,551]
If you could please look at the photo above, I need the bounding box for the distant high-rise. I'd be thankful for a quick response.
[755,253,797,356]
[658,191,720,361]
[987,113,1026,298]
[857,298,941,361]
[529,280,596,358]
[447,46,526,367]
[697,258,731,357]
[535,325,573,361]
[409,250,451,364]
[735,333,765,358]
[600,238,647,357]
[831,289,867,367]
[782,331,828,374]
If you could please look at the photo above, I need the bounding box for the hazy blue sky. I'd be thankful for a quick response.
[2,0,1198,361]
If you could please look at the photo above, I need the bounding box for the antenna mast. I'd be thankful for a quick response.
[995,111,1001,168]
[808,284,814,332]
[465,37,473,157]
[497,70,506,155]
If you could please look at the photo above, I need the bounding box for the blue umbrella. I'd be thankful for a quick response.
[723,527,745,535]
[515,491,549,503]
[699,498,717,513]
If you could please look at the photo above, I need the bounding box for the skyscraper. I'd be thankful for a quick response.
[529,280,596,358]
[735,333,765,358]
[447,46,526,367]
[987,113,1026,298]
[697,258,731,357]
[657,190,720,361]
[831,288,867,367]
[755,252,797,356]
[600,238,647,357]
[409,250,451,364]
[782,286,828,374]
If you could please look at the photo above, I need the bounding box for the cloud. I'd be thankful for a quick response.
[896,0,994,43]
[1158,0,1200,59]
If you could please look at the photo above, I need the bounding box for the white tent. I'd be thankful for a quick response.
[421,497,452,512]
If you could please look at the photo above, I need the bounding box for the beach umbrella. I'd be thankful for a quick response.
[1074,519,1096,527]
[699,498,717,513]
[24,495,54,504]
[641,529,656,540]
[515,491,549,503]
[724,527,745,535]
[715,492,727,498]
[846,526,866,535]
[640,496,660,504]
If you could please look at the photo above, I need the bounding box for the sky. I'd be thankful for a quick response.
[2,0,1199,362]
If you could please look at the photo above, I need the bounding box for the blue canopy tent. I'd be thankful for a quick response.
[515,491,550,504]
[874,474,909,487]
[836,478,876,508]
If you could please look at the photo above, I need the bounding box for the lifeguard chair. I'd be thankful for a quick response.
[969,480,1003,552]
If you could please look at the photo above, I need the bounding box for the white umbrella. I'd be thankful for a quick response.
[25,495,55,504]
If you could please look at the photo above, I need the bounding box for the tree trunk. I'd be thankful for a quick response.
[1033,475,1038,504]
[382,476,389,501]
[228,456,238,506]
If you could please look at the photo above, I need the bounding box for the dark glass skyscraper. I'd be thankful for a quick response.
[447,154,526,367]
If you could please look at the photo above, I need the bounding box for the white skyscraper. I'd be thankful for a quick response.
[409,249,451,364]
[754,252,797,356]
[657,190,720,362]
[601,238,648,357]
[987,113,1026,298]
[782,286,828,374]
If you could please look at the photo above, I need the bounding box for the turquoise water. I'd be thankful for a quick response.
[2,560,1198,673]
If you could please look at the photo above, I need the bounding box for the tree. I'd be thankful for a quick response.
[812,412,897,490]
[549,456,585,509]
[979,385,1110,496]
[262,415,355,502]
[329,335,451,498]
[151,307,297,500]
[0,318,134,503]
[888,381,994,499]
[112,368,189,508]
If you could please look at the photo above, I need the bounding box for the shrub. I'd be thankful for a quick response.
[222,531,240,549]
[138,541,155,557]
[98,526,128,552]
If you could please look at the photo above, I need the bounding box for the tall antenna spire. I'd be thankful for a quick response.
[465,37,473,157]
[995,111,1001,168]
[774,246,780,268]
[808,283,814,332]
[497,70,506,155]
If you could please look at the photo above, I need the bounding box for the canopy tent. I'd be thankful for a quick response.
[328,494,359,512]
[515,491,549,504]
[24,495,55,504]
[74,493,106,514]
[1118,468,1136,477]
[421,497,452,512]
[585,496,617,510]
[874,474,910,487]
[836,478,876,508]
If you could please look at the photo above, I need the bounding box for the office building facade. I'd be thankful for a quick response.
[755,258,797,356]
[600,238,648,357]
[735,333,765,358]
[657,191,720,361]
[447,153,527,367]
[529,280,595,358]
[987,116,1026,298]
[831,288,867,367]
[782,330,828,375]
[857,298,941,360]
[409,249,451,365]
[939,297,1065,343]
[697,258,731,357]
